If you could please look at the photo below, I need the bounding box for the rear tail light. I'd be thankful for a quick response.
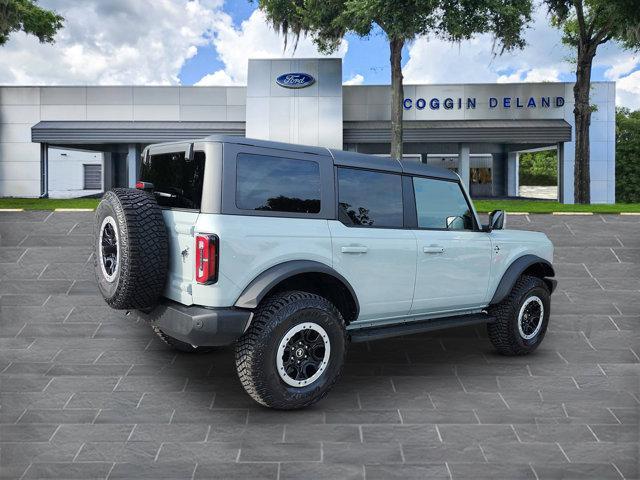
[195,234,218,284]
[136,181,154,190]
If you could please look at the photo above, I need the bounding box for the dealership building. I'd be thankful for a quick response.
[0,58,616,203]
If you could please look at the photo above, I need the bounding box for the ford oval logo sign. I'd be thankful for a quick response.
[275,72,315,89]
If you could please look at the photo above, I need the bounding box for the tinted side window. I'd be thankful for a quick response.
[236,153,321,214]
[413,177,474,230]
[139,151,205,209]
[337,168,403,228]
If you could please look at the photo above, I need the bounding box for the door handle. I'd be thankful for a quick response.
[341,245,368,254]
[423,245,445,254]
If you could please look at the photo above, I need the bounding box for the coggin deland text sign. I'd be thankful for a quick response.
[403,95,565,110]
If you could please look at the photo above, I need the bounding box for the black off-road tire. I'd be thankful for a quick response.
[151,326,214,354]
[94,188,168,310]
[235,291,347,409]
[487,275,550,356]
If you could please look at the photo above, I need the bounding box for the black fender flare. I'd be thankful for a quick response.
[490,255,556,305]
[234,260,360,316]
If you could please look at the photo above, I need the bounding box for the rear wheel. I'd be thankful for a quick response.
[487,275,550,356]
[235,291,347,409]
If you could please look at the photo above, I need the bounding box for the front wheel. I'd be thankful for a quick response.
[487,275,550,356]
[235,291,347,409]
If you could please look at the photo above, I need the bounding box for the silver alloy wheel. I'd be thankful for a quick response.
[276,322,331,387]
[518,295,544,340]
[99,216,119,283]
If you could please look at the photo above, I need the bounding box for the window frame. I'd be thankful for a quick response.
[141,143,207,213]
[335,166,407,230]
[408,175,481,232]
[221,143,335,220]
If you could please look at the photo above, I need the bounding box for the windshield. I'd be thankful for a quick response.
[139,150,205,209]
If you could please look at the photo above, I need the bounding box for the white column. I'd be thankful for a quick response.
[507,151,519,197]
[458,143,470,191]
[126,144,137,188]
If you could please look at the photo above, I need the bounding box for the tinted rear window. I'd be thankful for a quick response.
[139,151,205,209]
[337,168,403,228]
[235,153,321,214]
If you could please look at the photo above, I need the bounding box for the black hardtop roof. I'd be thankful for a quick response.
[199,135,459,181]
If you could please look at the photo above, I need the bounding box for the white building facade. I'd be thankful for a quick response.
[0,58,616,203]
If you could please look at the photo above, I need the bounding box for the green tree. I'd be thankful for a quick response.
[257,0,532,160]
[0,0,63,46]
[616,107,640,203]
[544,0,640,204]
[519,150,558,186]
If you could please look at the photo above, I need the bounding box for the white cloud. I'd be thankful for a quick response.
[196,9,348,86]
[0,0,223,85]
[497,67,561,83]
[616,70,640,110]
[402,9,640,108]
[403,10,571,85]
[604,54,639,81]
[343,73,364,85]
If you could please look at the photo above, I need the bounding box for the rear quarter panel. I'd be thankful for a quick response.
[191,214,333,307]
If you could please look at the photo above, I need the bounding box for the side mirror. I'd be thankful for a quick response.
[483,210,506,232]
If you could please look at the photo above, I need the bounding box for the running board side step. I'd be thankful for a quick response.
[349,313,495,343]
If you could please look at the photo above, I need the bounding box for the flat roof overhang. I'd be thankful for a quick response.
[31,121,245,144]
[344,119,572,144]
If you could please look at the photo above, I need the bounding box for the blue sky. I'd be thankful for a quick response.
[178,1,622,87]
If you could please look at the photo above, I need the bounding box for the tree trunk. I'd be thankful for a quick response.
[390,37,404,161]
[573,47,595,204]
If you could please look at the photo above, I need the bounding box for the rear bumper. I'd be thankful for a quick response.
[138,299,252,347]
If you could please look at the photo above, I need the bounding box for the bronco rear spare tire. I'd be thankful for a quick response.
[94,188,168,310]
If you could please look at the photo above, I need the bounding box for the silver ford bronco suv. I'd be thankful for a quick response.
[94,136,556,409]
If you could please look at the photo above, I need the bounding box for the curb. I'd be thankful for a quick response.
[551,212,594,215]
[0,208,24,212]
[54,208,95,212]
[620,212,640,216]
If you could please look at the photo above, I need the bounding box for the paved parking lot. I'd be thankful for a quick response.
[0,211,638,480]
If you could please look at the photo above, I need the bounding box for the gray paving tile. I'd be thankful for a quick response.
[23,462,112,479]
[285,424,359,442]
[560,441,638,464]
[325,410,401,424]
[156,442,239,463]
[94,407,174,424]
[18,408,98,424]
[129,423,209,442]
[195,463,278,480]
[74,441,160,463]
[480,441,567,463]
[531,462,624,480]
[51,424,134,443]
[0,424,58,442]
[322,441,403,464]
[401,441,486,463]
[438,425,519,443]
[360,424,438,443]
[589,424,639,442]
[0,441,82,465]
[238,441,321,462]
[448,462,536,479]
[108,462,196,479]
[365,464,449,480]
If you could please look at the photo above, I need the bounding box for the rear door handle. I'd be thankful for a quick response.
[423,245,445,254]
[341,245,368,254]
